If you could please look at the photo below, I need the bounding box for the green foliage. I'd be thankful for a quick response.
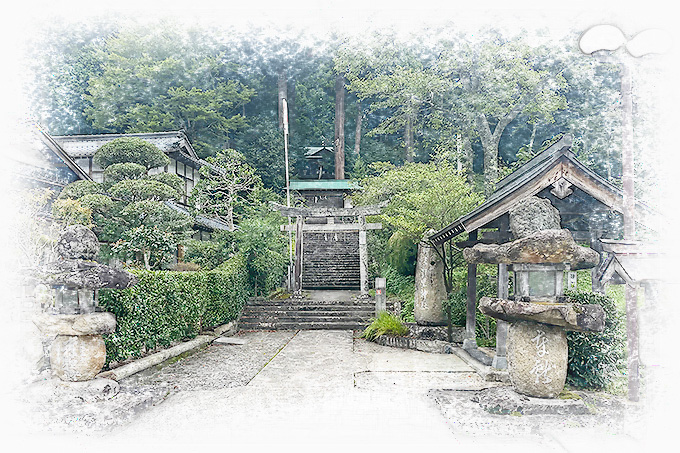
[119,200,192,237]
[57,180,102,200]
[191,149,261,231]
[51,198,93,226]
[146,173,184,197]
[112,225,176,270]
[380,264,416,322]
[234,211,287,297]
[361,311,409,341]
[184,231,235,270]
[98,256,249,367]
[109,178,180,202]
[565,290,626,390]
[94,137,170,170]
[446,267,498,347]
[103,162,147,184]
[353,160,482,244]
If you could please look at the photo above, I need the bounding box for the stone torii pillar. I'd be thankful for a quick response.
[272,201,385,294]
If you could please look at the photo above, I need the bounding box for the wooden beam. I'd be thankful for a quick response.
[270,200,387,217]
[280,223,382,232]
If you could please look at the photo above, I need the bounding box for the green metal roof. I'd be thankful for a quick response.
[289,179,360,191]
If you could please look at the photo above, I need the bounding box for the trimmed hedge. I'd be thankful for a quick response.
[98,254,249,367]
[565,290,626,390]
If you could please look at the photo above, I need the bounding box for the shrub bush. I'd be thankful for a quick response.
[361,311,409,341]
[98,253,249,367]
[94,137,170,170]
[565,290,626,390]
[380,264,415,322]
[446,268,498,347]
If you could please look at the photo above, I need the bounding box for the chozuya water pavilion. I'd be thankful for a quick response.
[429,134,665,399]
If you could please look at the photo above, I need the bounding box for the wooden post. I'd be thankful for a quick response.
[493,263,509,369]
[464,230,478,350]
[293,216,303,295]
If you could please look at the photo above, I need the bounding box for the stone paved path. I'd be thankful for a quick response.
[16,330,655,451]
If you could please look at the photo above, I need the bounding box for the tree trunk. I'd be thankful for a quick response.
[143,250,151,271]
[405,114,414,163]
[334,74,346,179]
[278,68,288,130]
[461,134,475,185]
[354,101,362,157]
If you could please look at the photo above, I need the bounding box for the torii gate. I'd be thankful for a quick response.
[271,201,385,297]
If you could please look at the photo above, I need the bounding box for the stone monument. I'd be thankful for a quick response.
[463,197,605,398]
[33,225,136,400]
[414,229,447,326]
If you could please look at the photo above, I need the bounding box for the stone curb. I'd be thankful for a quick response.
[373,335,457,354]
[450,346,510,383]
[370,336,510,383]
[97,320,237,382]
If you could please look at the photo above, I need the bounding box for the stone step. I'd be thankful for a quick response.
[239,316,374,324]
[240,306,375,313]
[238,321,369,330]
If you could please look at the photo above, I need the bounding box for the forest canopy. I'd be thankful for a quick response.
[25,18,664,207]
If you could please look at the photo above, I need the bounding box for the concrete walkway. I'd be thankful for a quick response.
[20,330,650,451]
[106,330,479,448]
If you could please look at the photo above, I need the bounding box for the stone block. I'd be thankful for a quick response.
[478,297,605,332]
[463,229,599,269]
[34,312,117,336]
[507,321,568,398]
[509,196,561,239]
[50,335,107,382]
[56,224,100,260]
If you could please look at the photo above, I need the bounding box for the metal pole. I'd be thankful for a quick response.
[282,99,293,265]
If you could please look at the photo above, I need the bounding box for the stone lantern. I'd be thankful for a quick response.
[34,225,136,397]
[463,197,606,398]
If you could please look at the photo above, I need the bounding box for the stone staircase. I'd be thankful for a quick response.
[238,296,391,330]
[302,231,360,290]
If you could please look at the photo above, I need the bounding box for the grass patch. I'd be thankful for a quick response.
[361,311,409,341]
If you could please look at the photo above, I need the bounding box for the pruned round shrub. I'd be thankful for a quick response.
[146,172,184,197]
[104,162,147,184]
[57,180,102,200]
[565,290,626,390]
[120,200,193,235]
[94,137,170,170]
[109,179,180,202]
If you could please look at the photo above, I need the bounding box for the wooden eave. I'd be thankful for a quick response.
[37,126,92,182]
[430,135,657,246]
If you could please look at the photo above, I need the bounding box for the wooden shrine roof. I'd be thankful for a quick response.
[430,134,659,245]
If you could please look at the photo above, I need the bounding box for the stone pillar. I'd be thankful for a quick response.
[414,230,447,326]
[493,263,509,370]
[375,277,386,315]
[359,216,369,297]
